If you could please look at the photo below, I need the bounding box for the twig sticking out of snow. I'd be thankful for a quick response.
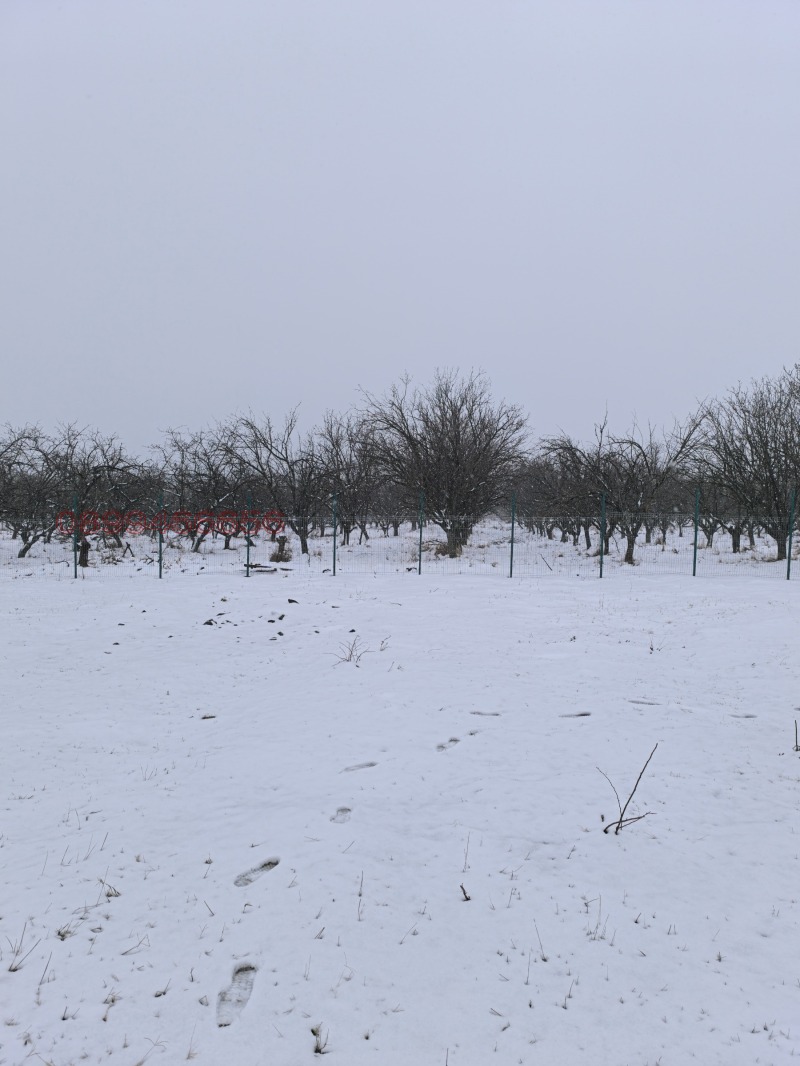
[598,743,658,834]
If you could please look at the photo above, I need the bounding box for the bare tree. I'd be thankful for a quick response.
[0,425,134,556]
[700,367,800,560]
[516,453,599,548]
[0,425,55,555]
[542,417,700,564]
[52,425,133,519]
[230,410,327,556]
[155,424,248,550]
[0,425,26,527]
[318,412,382,546]
[362,370,528,556]
[650,468,695,550]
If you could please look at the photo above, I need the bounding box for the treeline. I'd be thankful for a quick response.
[1,366,799,561]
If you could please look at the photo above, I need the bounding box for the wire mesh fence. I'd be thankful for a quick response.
[1,503,797,580]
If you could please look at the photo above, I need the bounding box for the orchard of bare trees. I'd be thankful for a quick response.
[1,366,799,563]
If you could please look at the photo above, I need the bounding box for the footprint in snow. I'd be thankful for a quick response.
[234,857,280,887]
[437,737,460,751]
[217,963,257,1027]
[330,807,351,823]
[341,762,377,773]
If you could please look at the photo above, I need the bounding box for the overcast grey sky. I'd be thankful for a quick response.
[2,0,799,454]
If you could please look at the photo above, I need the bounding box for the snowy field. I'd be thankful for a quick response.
[1,572,799,1066]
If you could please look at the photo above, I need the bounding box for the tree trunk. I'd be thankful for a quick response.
[699,520,716,549]
[583,523,592,550]
[17,534,40,558]
[78,538,91,567]
[445,518,471,557]
[774,532,787,561]
[624,535,636,564]
[272,535,290,561]
[445,529,462,557]
[622,524,641,565]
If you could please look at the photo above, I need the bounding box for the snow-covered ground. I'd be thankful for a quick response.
[1,572,798,1065]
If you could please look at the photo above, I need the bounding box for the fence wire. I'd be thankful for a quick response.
[1,507,797,580]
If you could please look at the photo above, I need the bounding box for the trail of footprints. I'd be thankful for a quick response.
[437,725,484,750]
[339,711,499,771]
[216,713,499,1027]
[216,857,280,1027]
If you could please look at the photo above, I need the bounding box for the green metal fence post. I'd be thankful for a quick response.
[509,493,516,578]
[72,493,78,579]
[692,488,700,577]
[245,491,252,577]
[158,491,164,579]
[599,494,606,579]
[787,488,796,581]
[418,492,425,575]
[332,494,337,577]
